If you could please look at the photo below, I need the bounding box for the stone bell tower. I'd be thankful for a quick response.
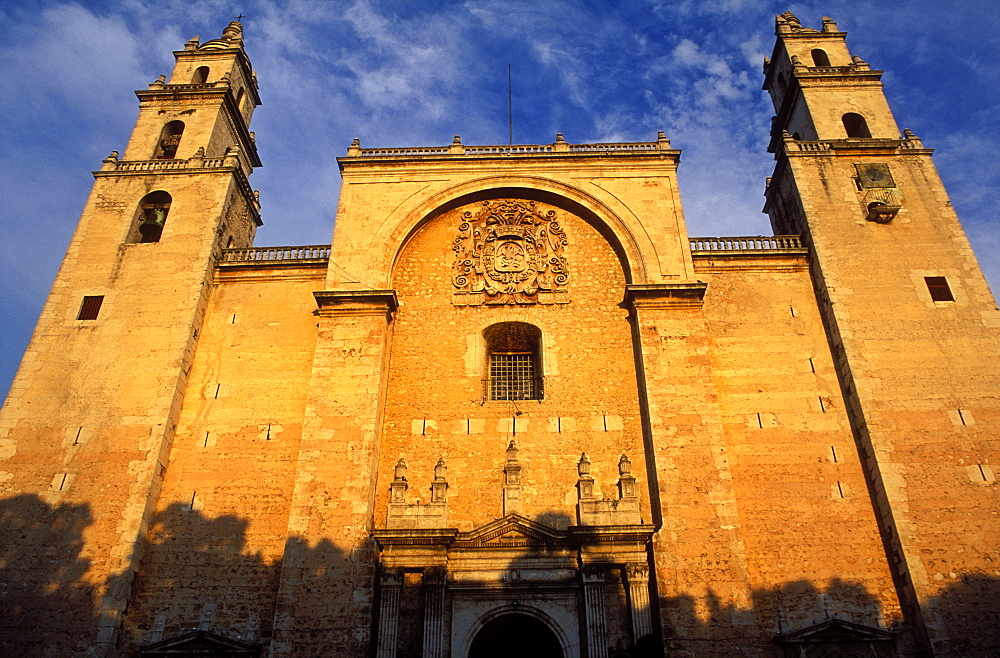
[763,13,1000,655]
[0,21,261,653]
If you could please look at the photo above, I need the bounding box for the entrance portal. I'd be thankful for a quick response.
[468,613,564,658]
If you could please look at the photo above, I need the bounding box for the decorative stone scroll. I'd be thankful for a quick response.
[452,198,570,306]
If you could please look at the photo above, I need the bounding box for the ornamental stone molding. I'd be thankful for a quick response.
[451,198,570,306]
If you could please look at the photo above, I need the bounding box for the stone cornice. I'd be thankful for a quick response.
[313,289,398,318]
[625,282,708,310]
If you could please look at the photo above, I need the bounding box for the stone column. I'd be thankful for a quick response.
[376,568,403,658]
[422,567,447,658]
[626,562,652,641]
[582,565,608,658]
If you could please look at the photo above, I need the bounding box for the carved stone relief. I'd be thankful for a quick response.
[451,199,570,306]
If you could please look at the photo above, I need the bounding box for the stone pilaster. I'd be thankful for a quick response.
[422,567,447,658]
[626,563,652,641]
[582,565,608,658]
[375,568,403,658]
[270,290,397,655]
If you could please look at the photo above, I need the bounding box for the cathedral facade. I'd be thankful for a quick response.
[1,13,998,657]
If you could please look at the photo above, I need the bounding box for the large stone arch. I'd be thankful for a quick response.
[350,175,662,289]
[459,603,573,658]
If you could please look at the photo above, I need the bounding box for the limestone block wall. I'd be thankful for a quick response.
[696,255,904,644]
[0,170,242,651]
[118,265,323,651]
[786,148,1000,653]
[374,198,647,533]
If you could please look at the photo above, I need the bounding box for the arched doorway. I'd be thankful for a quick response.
[469,613,564,658]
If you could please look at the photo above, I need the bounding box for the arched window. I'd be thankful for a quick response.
[192,66,209,84]
[234,87,245,112]
[811,49,831,67]
[484,322,542,401]
[843,113,872,138]
[153,121,184,159]
[134,191,172,243]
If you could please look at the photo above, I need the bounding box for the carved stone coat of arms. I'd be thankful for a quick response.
[451,199,570,305]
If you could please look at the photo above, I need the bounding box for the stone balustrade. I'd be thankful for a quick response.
[689,235,804,253]
[220,245,331,263]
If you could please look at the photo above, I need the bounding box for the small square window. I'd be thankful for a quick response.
[490,353,539,401]
[77,295,104,320]
[925,277,954,302]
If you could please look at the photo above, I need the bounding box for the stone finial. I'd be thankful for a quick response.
[101,150,120,171]
[781,129,793,140]
[617,454,637,500]
[431,458,449,503]
[452,134,462,145]
[506,440,518,463]
[220,71,231,83]
[448,134,464,154]
[851,55,869,70]
[393,458,407,481]
[790,54,806,69]
[553,132,570,152]
[903,129,916,139]
[347,138,361,156]
[223,21,244,45]
[555,133,566,143]
[150,74,166,88]
[656,131,671,149]
[253,189,261,204]
[185,35,201,51]
[578,453,591,477]
[251,71,259,88]
[821,17,839,32]
[249,131,256,142]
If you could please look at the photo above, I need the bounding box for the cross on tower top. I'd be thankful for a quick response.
[235,14,246,21]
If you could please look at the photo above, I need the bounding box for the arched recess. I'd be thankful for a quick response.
[192,66,209,84]
[129,191,172,243]
[811,48,831,67]
[361,176,658,291]
[153,121,184,159]
[461,604,571,658]
[843,112,872,138]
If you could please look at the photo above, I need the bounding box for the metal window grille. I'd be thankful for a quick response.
[925,276,954,302]
[490,353,538,400]
[77,295,104,320]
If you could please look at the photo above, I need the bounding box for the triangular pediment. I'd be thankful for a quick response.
[457,514,567,547]
[140,629,260,656]
[776,618,896,645]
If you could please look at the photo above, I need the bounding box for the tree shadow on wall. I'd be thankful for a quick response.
[0,494,97,654]
[119,501,370,656]
[2,492,999,656]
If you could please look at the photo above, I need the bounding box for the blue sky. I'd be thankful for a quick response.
[2,0,998,399]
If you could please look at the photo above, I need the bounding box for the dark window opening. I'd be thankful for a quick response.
[843,112,872,138]
[77,295,104,320]
[135,191,172,243]
[234,87,245,112]
[811,49,831,67]
[925,276,955,302]
[153,121,184,159]
[484,322,542,401]
[192,66,209,84]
